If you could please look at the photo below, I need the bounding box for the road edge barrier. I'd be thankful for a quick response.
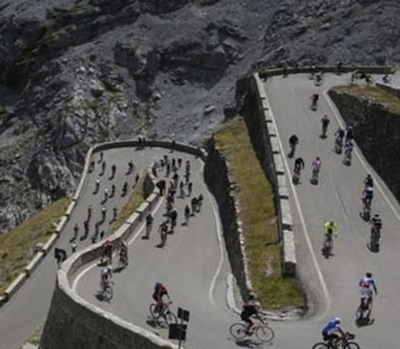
[252,73,296,276]
[40,140,206,349]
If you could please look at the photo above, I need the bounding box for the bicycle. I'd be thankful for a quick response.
[311,167,319,185]
[229,317,275,343]
[98,280,113,302]
[312,332,360,349]
[356,297,373,321]
[361,198,371,221]
[292,165,301,185]
[322,233,333,257]
[369,225,380,252]
[334,137,343,154]
[149,301,177,327]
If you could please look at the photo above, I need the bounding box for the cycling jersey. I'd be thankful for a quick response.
[359,276,375,289]
[322,320,340,336]
[312,159,321,171]
[324,222,338,236]
[240,302,258,322]
[364,187,373,200]
[153,284,168,303]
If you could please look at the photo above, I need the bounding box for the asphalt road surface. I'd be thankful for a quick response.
[1,73,400,349]
[75,73,400,348]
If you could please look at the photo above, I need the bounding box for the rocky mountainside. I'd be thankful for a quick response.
[0,0,399,233]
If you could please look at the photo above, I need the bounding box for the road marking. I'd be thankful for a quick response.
[72,198,164,291]
[264,82,331,312]
[324,89,400,221]
[208,189,225,307]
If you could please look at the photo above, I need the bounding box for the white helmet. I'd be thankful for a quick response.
[334,317,342,324]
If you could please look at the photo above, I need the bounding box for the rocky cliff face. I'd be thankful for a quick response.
[0,0,399,233]
[329,88,400,201]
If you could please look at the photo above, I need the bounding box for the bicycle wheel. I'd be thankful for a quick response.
[103,286,113,301]
[312,342,329,349]
[256,325,275,343]
[344,341,361,349]
[149,304,161,319]
[229,323,247,340]
[164,311,178,325]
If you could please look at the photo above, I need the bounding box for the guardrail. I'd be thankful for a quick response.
[259,65,394,80]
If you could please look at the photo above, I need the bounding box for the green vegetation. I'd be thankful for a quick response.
[214,117,303,310]
[0,197,71,293]
[333,85,400,114]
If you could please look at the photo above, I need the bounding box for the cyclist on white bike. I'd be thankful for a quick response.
[359,272,377,309]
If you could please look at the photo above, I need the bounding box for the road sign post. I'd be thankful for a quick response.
[169,307,190,348]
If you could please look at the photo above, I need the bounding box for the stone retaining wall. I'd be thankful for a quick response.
[41,140,206,349]
[204,140,253,300]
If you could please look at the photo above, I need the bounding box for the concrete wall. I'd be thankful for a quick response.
[204,140,253,300]
[41,140,207,349]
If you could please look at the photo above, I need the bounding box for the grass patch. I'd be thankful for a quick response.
[333,85,400,115]
[109,176,146,233]
[214,117,303,310]
[0,197,71,294]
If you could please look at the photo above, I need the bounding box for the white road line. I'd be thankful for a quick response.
[324,89,400,221]
[208,190,225,307]
[265,83,331,312]
[72,198,164,291]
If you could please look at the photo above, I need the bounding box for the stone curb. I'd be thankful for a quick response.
[41,233,58,255]
[3,272,27,301]
[25,251,45,277]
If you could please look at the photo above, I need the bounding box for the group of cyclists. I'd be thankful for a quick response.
[289,134,322,185]
[322,272,378,347]
[287,82,386,346]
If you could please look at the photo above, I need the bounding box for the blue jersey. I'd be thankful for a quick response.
[322,320,339,335]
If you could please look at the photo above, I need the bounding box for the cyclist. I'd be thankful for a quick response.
[101,239,113,264]
[289,134,299,157]
[293,157,305,183]
[359,272,378,309]
[371,214,382,232]
[152,282,171,314]
[362,185,374,207]
[294,157,305,172]
[311,93,319,110]
[370,214,382,246]
[119,240,128,267]
[334,127,345,142]
[321,115,330,137]
[364,174,374,188]
[145,213,153,238]
[345,124,354,142]
[100,265,113,290]
[344,140,354,162]
[240,294,262,335]
[323,221,338,249]
[321,317,345,347]
[311,156,322,181]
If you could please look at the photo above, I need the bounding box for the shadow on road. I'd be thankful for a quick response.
[356,316,374,327]
[232,338,271,348]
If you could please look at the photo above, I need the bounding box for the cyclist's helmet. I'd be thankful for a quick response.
[334,317,342,324]
[366,272,372,278]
